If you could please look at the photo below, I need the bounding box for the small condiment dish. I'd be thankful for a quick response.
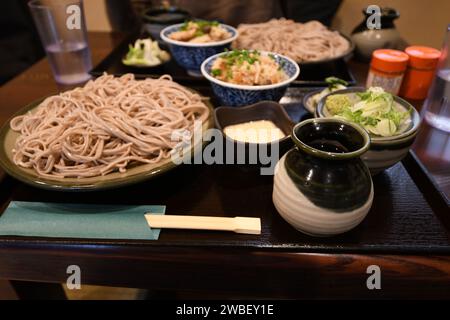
[302,89,322,114]
[214,101,295,162]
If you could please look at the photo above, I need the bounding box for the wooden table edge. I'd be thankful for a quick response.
[1,245,449,298]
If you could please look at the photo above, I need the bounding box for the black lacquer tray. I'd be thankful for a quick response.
[90,33,357,87]
[1,87,449,254]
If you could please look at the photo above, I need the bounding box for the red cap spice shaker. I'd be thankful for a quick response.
[366,49,409,95]
[399,46,441,100]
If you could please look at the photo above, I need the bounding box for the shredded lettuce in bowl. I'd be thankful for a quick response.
[122,38,170,67]
[325,87,411,137]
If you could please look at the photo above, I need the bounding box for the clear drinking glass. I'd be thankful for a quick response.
[422,24,450,133]
[29,0,92,85]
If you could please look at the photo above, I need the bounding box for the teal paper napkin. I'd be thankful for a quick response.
[0,201,165,240]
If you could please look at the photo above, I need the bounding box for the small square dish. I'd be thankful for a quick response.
[214,101,295,159]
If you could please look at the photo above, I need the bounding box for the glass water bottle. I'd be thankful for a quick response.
[422,24,450,133]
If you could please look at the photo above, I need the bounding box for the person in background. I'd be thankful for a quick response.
[0,0,44,85]
[106,0,342,31]
[281,0,342,26]
[105,0,139,31]
[174,0,283,25]
[175,0,342,26]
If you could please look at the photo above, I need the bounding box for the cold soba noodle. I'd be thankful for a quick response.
[233,19,350,63]
[10,74,209,178]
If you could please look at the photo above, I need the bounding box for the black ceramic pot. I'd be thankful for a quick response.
[273,118,374,236]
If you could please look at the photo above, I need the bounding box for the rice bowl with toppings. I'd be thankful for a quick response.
[201,50,300,107]
[160,22,238,76]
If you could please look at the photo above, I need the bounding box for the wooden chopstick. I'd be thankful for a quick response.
[145,214,261,235]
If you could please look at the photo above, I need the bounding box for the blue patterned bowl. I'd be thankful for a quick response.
[201,51,300,107]
[160,23,238,77]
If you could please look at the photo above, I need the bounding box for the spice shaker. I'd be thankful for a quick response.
[366,49,409,94]
[399,46,441,100]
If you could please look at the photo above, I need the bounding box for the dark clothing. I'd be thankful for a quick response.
[0,0,44,85]
[110,0,342,29]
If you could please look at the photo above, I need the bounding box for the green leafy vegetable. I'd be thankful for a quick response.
[325,87,410,137]
[325,77,349,89]
[222,49,261,66]
[122,38,169,67]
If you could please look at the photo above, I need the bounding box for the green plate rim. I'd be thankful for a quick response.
[0,89,214,192]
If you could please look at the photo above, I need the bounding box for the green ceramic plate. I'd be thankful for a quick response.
[0,90,214,192]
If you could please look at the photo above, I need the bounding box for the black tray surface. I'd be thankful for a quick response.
[90,33,356,87]
[0,87,449,254]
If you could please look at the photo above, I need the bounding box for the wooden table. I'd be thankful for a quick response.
[0,32,449,299]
